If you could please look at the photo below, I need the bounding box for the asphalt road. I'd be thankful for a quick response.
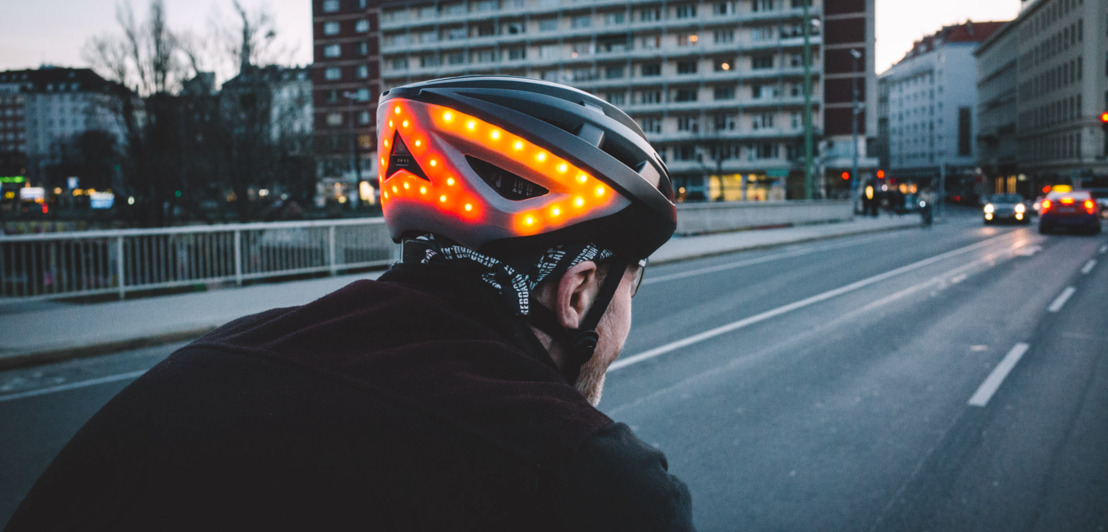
[2,211,1106,530]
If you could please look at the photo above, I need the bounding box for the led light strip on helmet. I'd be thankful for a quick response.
[378,101,618,237]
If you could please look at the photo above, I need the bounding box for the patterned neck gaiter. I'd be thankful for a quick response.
[400,233,614,317]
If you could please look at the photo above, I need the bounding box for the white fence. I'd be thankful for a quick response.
[0,218,398,302]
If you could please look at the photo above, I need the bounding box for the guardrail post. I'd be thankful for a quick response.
[328,226,337,276]
[234,229,243,286]
[116,236,126,299]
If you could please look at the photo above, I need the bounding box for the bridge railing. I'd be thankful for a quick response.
[0,218,398,302]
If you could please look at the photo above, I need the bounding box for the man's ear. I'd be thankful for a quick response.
[552,261,600,329]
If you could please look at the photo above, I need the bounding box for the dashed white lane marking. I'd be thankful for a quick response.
[1047,286,1076,313]
[1081,259,1096,275]
[613,235,1017,371]
[0,370,146,403]
[1100,244,1107,255]
[968,343,1031,407]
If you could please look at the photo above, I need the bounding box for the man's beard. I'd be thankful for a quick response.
[576,369,606,407]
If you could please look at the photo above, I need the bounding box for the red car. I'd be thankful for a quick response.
[1039,190,1102,235]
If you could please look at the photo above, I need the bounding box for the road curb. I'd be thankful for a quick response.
[0,327,217,371]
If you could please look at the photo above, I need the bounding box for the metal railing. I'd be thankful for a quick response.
[0,218,398,302]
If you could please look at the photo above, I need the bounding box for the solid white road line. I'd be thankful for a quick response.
[968,343,1031,407]
[644,248,814,285]
[611,234,1017,372]
[0,370,146,403]
[1081,259,1096,275]
[1047,286,1076,313]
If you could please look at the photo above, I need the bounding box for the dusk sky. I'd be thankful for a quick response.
[1,0,1023,77]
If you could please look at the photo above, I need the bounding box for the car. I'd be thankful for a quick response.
[983,194,1030,225]
[1038,190,1102,235]
[1087,188,1108,219]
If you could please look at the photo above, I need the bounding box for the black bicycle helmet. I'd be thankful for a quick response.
[376,75,675,261]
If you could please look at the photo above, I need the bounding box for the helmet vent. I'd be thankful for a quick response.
[466,156,548,200]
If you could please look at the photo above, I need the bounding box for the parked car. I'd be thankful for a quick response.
[982,194,1030,225]
[1039,190,1102,235]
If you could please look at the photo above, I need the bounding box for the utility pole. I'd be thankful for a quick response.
[802,0,814,200]
[851,49,862,207]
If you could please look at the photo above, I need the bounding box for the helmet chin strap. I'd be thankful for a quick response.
[527,258,630,385]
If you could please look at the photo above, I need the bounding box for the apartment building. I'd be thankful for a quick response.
[0,67,129,187]
[878,21,1004,197]
[312,0,381,200]
[375,0,875,201]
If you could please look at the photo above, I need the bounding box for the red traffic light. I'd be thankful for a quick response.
[841,172,850,180]
[876,170,885,179]
[1101,111,1108,123]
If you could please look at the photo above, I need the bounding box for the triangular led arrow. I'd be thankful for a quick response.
[386,131,428,181]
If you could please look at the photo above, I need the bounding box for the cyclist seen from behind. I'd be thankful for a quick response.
[7,76,695,531]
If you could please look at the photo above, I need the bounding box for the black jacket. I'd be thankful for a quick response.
[7,264,694,531]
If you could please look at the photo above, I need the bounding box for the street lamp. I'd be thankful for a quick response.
[850,48,863,208]
[342,91,363,206]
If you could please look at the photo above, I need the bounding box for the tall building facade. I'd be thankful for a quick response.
[877,21,1005,198]
[312,0,381,202]
[0,67,130,188]
[976,0,1108,196]
[375,0,875,201]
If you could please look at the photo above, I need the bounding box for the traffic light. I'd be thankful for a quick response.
[841,171,850,181]
[876,170,885,179]
[1101,111,1108,132]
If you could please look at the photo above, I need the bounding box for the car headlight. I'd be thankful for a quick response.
[984,204,995,214]
[1015,203,1026,213]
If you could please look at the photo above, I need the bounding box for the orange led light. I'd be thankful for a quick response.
[557,163,568,173]
[524,216,535,226]
[594,186,606,197]
[420,186,427,194]
[384,139,389,147]
[388,120,394,128]
[551,207,561,217]
[414,140,422,147]
[402,120,410,128]
[446,177,456,186]
[403,182,410,190]
[380,157,385,166]
[490,130,501,140]
[513,141,524,151]
[574,197,585,207]
[464,203,473,212]
[392,186,398,193]
[536,152,547,162]
[443,111,454,122]
[429,159,437,167]
[577,173,588,183]
[394,106,401,115]
[439,195,447,203]
[466,120,477,131]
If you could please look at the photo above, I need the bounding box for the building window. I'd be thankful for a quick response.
[713,114,736,131]
[958,106,972,156]
[356,65,369,78]
[640,8,661,22]
[605,91,626,105]
[675,5,697,18]
[447,52,466,65]
[677,61,698,74]
[322,0,339,13]
[752,112,775,129]
[753,0,775,11]
[640,116,662,133]
[714,2,734,15]
[642,63,662,76]
[605,12,625,25]
[641,36,661,49]
[605,65,624,79]
[539,18,558,31]
[357,42,369,55]
[324,67,341,80]
[324,44,341,58]
[714,30,735,44]
[714,86,735,100]
[323,21,340,35]
[326,112,342,126]
[506,47,526,60]
[447,27,466,40]
[355,20,370,33]
[571,16,591,29]
[358,111,371,125]
[752,55,774,69]
[673,88,698,102]
[677,33,699,46]
[638,90,662,104]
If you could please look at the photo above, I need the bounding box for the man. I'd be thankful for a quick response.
[7,76,693,531]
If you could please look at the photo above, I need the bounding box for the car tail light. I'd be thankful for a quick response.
[1085,200,1097,214]
[1041,200,1052,212]
[1060,198,1075,205]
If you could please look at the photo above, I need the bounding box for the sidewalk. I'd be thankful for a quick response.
[0,215,921,369]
